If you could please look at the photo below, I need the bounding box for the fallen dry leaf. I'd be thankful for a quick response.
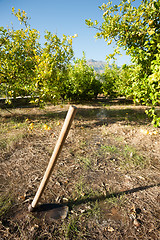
[108,226,114,232]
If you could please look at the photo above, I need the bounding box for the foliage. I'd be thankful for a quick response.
[86,0,160,126]
[0,9,103,105]
[116,64,135,98]
[67,54,102,100]
[101,63,120,98]
[0,8,76,106]
[145,45,160,126]
[0,8,40,103]
[30,32,75,106]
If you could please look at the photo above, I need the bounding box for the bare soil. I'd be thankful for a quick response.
[0,99,160,239]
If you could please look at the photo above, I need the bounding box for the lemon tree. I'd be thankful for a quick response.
[86,0,160,126]
[67,54,102,100]
[0,8,75,106]
[101,63,120,98]
[0,8,40,103]
[31,32,75,106]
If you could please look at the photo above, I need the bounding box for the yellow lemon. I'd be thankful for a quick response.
[57,121,61,126]
[149,130,158,135]
[43,124,48,130]
[152,131,158,135]
[25,118,30,122]
[148,20,154,26]
[140,129,149,135]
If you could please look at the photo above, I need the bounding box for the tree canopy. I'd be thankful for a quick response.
[0,8,76,106]
[86,0,160,126]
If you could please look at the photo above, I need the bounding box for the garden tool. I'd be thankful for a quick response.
[28,105,77,220]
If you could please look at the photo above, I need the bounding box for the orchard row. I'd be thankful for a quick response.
[0,1,159,126]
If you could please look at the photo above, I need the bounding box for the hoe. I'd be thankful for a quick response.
[28,105,77,220]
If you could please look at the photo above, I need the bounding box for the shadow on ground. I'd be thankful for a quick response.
[0,98,151,126]
[66,182,160,209]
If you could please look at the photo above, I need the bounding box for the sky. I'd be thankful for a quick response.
[0,0,141,66]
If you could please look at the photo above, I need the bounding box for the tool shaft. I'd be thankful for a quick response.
[30,105,77,210]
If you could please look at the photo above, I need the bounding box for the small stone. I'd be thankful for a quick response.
[62,197,68,203]
[133,219,141,227]
[30,224,39,231]
[79,209,85,213]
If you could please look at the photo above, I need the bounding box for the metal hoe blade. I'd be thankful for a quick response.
[31,204,69,222]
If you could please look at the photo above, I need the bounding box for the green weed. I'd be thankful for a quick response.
[105,193,126,207]
[71,177,97,202]
[88,200,101,218]
[66,201,101,240]
[101,144,118,153]
[74,178,85,198]
[0,132,26,150]
[115,136,125,142]
[66,216,81,239]
[79,156,91,169]
[120,144,148,170]
[0,194,13,218]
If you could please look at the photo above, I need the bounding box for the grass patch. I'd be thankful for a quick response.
[0,194,13,218]
[78,156,92,169]
[0,114,54,151]
[72,177,95,200]
[101,144,118,153]
[0,132,26,151]
[105,193,126,207]
[99,141,149,171]
[0,117,29,150]
[65,215,82,239]
[120,144,148,170]
[65,201,101,240]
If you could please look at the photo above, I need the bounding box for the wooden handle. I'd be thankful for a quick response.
[30,105,77,210]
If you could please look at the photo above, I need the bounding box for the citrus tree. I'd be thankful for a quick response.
[31,32,75,106]
[101,63,120,98]
[0,8,76,106]
[86,0,160,126]
[0,8,40,103]
[67,54,102,100]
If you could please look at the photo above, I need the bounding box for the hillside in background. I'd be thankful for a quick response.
[87,59,110,73]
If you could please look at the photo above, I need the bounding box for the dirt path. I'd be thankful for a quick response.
[0,100,160,239]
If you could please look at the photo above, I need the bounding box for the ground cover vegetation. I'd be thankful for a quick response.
[0,102,160,239]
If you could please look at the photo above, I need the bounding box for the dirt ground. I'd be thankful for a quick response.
[0,99,160,239]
